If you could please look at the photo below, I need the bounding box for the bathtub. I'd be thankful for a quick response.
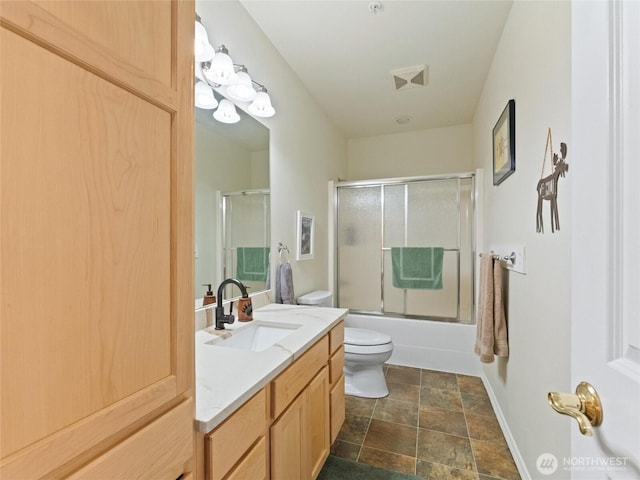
[345,313,481,376]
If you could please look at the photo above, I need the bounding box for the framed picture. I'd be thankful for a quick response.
[493,99,516,185]
[296,211,314,261]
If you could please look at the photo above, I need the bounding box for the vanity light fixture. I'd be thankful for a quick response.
[226,66,257,102]
[194,15,276,122]
[205,45,236,86]
[195,80,218,109]
[194,20,215,62]
[248,87,275,118]
[213,99,241,124]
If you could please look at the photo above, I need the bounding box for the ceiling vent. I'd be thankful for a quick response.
[391,65,428,91]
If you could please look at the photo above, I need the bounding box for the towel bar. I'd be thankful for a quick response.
[480,251,516,265]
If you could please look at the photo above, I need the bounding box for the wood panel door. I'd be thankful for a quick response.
[0,1,194,478]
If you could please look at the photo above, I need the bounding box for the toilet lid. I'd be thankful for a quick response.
[344,327,392,346]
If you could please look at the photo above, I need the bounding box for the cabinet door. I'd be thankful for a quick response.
[0,1,194,478]
[271,366,330,480]
[330,376,346,444]
[271,393,305,480]
[307,366,330,480]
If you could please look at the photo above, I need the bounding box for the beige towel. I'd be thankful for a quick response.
[475,254,509,363]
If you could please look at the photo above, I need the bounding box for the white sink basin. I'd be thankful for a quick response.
[206,321,301,352]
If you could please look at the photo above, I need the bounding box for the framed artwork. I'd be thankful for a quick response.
[296,211,314,260]
[493,99,516,185]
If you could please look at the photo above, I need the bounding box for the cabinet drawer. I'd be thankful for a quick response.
[329,321,344,354]
[272,335,328,419]
[207,389,267,480]
[329,346,344,385]
[226,436,267,480]
[68,398,193,480]
[330,377,345,444]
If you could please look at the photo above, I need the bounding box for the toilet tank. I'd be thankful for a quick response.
[297,290,333,307]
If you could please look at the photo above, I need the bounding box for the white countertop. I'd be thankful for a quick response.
[195,303,348,433]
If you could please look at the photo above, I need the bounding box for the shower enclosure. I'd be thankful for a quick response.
[335,174,475,324]
[222,190,270,299]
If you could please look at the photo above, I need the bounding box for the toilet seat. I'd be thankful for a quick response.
[344,328,393,355]
[345,342,393,355]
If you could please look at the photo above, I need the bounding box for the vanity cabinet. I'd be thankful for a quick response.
[199,321,345,480]
[0,1,194,478]
[269,322,344,480]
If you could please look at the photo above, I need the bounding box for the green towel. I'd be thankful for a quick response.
[236,247,270,282]
[391,247,444,289]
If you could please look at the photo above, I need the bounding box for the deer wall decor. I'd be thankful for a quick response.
[536,129,569,234]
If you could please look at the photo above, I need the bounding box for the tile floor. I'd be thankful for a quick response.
[330,365,521,480]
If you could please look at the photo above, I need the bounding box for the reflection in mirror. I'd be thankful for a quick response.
[222,190,270,300]
[195,104,270,305]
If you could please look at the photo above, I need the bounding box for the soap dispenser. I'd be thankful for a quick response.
[237,294,253,322]
[203,284,216,328]
[202,284,216,306]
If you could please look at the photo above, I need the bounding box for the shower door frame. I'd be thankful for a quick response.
[334,173,476,324]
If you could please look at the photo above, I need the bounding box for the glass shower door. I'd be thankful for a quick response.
[337,186,382,312]
[336,175,474,324]
[383,180,462,320]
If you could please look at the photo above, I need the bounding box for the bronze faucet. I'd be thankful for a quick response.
[215,278,250,330]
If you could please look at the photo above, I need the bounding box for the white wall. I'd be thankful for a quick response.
[472,1,571,477]
[251,149,269,189]
[197,0,347,299]
[347,124,473,180]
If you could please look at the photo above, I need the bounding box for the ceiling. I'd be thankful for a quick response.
[240,0,513,139]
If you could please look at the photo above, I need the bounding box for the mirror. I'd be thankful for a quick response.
[195,103,270,304]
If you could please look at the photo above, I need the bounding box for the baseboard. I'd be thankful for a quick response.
[479,372,531,480]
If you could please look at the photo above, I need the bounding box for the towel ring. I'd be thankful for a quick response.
[277,242,289,254]
[277,242,290,263]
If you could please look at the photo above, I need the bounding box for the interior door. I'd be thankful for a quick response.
[0,1,193,477]
[566,1,640,479]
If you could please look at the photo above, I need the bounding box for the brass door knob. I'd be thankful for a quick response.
[548,382,603,436]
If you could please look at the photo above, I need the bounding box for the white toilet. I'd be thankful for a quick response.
[342,327,393,398]
[297,291,394,399]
